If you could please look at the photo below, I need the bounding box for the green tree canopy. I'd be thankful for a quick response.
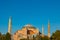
[5,32,11,40]
[51,30,60,40]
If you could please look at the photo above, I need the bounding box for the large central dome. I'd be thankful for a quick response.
[24,24,32,27]
[22,24,36,29]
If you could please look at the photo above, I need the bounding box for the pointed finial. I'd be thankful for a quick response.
[48,19,50,24]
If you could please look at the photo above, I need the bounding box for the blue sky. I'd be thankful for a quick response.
[0,0,60,35]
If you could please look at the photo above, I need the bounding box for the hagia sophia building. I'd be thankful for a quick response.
[8,17,50,40]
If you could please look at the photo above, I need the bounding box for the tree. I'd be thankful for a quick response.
[1,35,6,40]
[0,32,2,40]
[51,30,60,40]
[41,35,49,40]
[0,32,6,40]
[5,32,11,40]
[33,35,36,40]
[36,34,41,40]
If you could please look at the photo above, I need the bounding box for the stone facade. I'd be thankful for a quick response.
[13,24,39,40]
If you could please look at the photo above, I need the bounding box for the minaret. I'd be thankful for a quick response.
[8,17,12,34]
[42,24,44,37]
[48,20,50,38]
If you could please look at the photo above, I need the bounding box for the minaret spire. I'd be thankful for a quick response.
[48,20,50,38]
[8,16,12,34]
[42,24,44,37]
